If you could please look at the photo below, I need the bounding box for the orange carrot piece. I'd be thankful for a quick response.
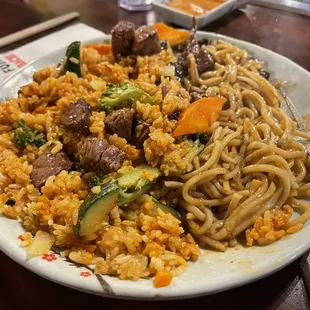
[154,269,173,288]
[84,44,112,55]
[173,97,227,137]
[153,23,189,46]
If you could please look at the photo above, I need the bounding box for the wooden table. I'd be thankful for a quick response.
[1,1,310,309]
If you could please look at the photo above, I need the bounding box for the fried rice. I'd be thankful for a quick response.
[1,21,309,288]
[0,45,200,285]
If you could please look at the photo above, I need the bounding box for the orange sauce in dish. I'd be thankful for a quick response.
[168,0,226,16]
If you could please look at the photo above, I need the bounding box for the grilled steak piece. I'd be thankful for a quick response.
[79,137,125,172]
[61,98,91,135]
[105,108,134,141]
[30,148,72,188]
[111,21,135,59]
[132,26,161,56]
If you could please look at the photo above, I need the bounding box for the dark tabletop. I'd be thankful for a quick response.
[1,1,310,309]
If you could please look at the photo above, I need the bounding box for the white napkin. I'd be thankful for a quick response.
[0,23,104,83]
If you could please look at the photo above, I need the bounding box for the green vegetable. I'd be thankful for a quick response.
[117,165,161,191]
[182,132,209,145]
[64,41,82,77]
[195,132,209,145]
[171,138,204,176]
[117,165,161,206]
[99,83,154,112]
[160,40,168,50]
[90,175,101,187]
[152,198,181,220]
[74,165,161,236]
[14,120,46,149]
[74,182,119,236]
[172,39,188,53]
[186,139,205,163]
[103,39,111,44]
[118,185,151,206]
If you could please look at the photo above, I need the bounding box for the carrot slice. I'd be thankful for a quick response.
[84,44,112,56]
[173,97,227,137]
[153,23,189,47]
[154,269,173,288]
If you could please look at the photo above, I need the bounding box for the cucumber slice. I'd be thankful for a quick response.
[64,41,82,77]
[74,183,119,236]
[152,198,181,220]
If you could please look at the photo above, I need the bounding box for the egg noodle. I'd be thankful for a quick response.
[165,40,310,251]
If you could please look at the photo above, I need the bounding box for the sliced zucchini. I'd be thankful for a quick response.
[117,165,161,190]
[152,198,181,220]
[74,182,119,236]
[64,41,82,77]
[74,165,162,235]
[118,185,151,206]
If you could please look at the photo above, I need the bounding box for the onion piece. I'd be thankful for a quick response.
[161,65,175,77]
[27,230,56,255]
[89,80,106,91]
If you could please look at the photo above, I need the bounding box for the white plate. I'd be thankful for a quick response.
[152,0,249,29]
[1,32,310,300]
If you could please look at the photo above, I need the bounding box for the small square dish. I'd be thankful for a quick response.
[152,0,248,29]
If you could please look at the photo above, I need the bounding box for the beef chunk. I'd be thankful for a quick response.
[178,19,214,75]
[30,148,72,188]
[132,120,150,149]
[186,24,200,56]
[111,21,135,59]
[79,137,125,172]
[132,26,161,56]
[105,108,134,141]
[189,86,207,102]
[61,98,91,135]
[79,137,109,171]
[100,144,125,172]
[196,47,214,73]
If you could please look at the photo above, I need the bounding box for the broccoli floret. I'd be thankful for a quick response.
[14,120,46,149]
[99,83,154,112]
[160,40,168,50]
[90,175,101,187]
